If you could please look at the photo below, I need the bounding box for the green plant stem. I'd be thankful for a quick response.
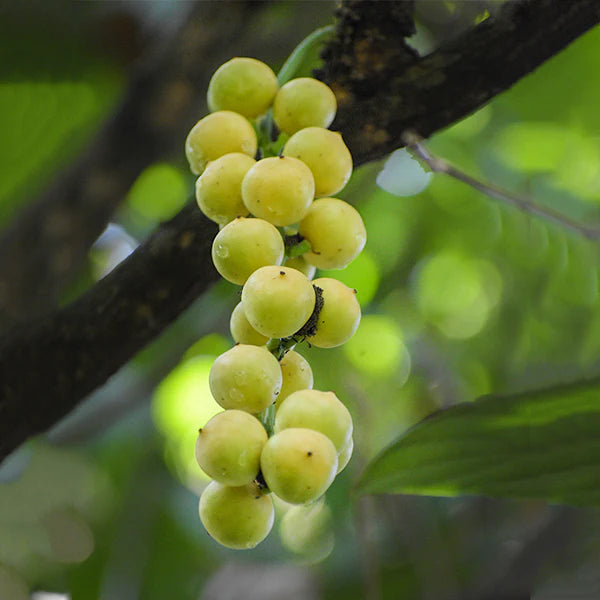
[276,25,335,86]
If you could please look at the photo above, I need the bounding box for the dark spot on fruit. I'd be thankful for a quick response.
[307,451,313,456]
[280,270,285,275]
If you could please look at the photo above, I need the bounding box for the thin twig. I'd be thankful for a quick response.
[404,131,600,241]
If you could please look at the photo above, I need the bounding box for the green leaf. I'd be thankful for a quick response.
[357,380,600,507]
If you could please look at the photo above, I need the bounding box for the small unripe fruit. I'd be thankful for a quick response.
[207,57,278,118]
[195,153,255,225]
[230,301,269,346]
[199,481,274,549]
[209,344,282,413]
[241,266,316,339]
[211,217,284,285]
[284,255,316,280]
[299,198,366,270]
[279,499,334,561]
[242,156,315,226]
[337,437,354,474]
[308,278,361,348]
[260,428,338,504]
[275,351,314,410]
[273,78,337,134]
[275,389,352,452]
[283,127,353,197]
[195,410,267,485]
[185,111,257,175]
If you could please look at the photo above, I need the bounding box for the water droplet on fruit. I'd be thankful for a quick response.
[214,244,229,258]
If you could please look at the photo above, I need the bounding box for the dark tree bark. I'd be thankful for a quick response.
[1,0,600,464]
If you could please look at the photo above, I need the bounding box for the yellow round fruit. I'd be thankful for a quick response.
[211,217,284,286]
[273,77,337,134]
[242,156,315,226]
[207,57,278,118]
[299,198,366,269]
[209,344,282,413]
[230,301,270,346]
[308,278,361,348]
[283,127,352,197]
[195,410,267,486]
[260,428,338,504]
[274,389,352,452]
[241,266,316,339]
[185,111,257,175]
[275,351,314,409]
[199,481,274,549]
[195,153,255,225]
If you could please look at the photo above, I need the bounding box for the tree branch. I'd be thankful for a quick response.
[0,204,219,462]
[318,0,600,165]
[406,133,600,240]
[2,0,600,463]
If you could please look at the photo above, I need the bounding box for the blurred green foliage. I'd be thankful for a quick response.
[2,3,600,599]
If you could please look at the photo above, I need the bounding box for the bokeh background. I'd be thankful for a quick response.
[2,1,600,598]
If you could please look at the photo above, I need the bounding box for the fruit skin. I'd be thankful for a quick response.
[273,78,337,135]
[195,153,255,225]
[275,351,314,410]
[260,428,338,504]
[308,278,361,348]
[279,499,334,561]
[299,197,366,270]
[230,301,269,346]
[195,410,268,486]
[185,111,257,175]
[209,344,282,413]
[207,57,278,118]
[211,217,284,285]
[336,436,354,474]
[242,156,315,227]
[284,255,316,280]
[283,127,353,197]
[274,389,352,453]
[241,266,316,339]
[199,481,274,549]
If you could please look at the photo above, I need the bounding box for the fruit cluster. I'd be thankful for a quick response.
[185,57,366,551]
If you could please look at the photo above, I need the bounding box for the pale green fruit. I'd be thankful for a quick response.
[195,410,267,485]
[211,217,284,285]
[308,278,361,348]
[336,436,354,474]
[273,78,337,135]
[199,481,274,549]
[230,301,269,346]
[207,57,278,118]
[284,255,316,280]
[275,389,352,452]
[260,428,338,504]
[241,266,316,339]
[195,153,255,225]
[209,344,282,413]
[299,198,366,269]
[279,499,334,561]
[283,127,352,197]
[242,156,315,226]
[275,351,314,410]
[185,111,257,175]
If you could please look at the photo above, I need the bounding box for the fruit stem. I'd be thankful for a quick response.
[266,336,297,361]
[276,25,335,86]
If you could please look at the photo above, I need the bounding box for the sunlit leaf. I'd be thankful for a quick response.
[357,380,600,507]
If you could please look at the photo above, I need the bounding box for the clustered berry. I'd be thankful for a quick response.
[185,57,366,551]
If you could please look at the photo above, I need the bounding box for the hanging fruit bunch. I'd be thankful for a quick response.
[185,56,366,551]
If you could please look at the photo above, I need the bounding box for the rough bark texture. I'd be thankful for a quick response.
[318,0,600,165]
[1,0,600,463]
[0,204,219,460]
